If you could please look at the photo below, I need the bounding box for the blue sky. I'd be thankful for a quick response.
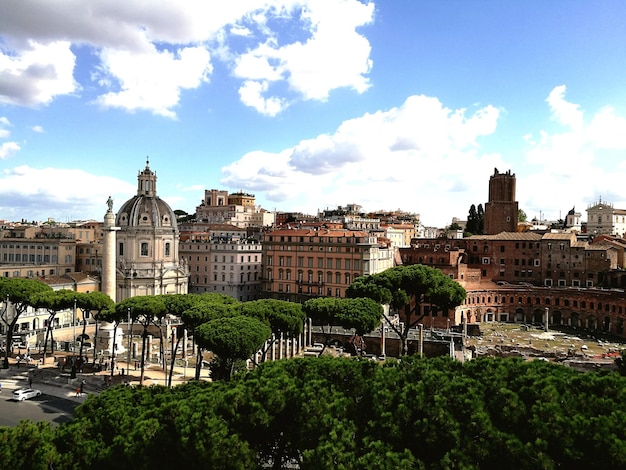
[1,0,626,227]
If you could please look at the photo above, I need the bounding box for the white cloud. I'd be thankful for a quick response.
[95,45,212,118]
[238,80,288,116]
[222,94,503,226]
[0,0,375,116]
[234,0,374,111]
[31,125,44,133]
[0,117,12,138]
[546,85,583,130]
[0,40,78,106]
[0,142,20,159]
[520,86,626,222]
[0,165,134,220]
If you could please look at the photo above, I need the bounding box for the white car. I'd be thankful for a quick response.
[12,388,42,401]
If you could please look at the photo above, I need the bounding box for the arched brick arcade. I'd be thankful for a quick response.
[461,286,626,338]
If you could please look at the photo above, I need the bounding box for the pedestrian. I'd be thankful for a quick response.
[28,376,32,388]
[0,382,2,393]
[80,380,85,395]
[75,387,80,397]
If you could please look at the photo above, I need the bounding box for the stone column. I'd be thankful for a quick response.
[102,199,120,302]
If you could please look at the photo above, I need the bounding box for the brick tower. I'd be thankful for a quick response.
[484,168,518,234]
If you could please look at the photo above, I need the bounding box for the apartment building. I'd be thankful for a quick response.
[261,227,395,302]
[195,189,275,228]
[0,236,77,279]
[541,232,598,287]
[179,224,262,301]
[400,231,619,288]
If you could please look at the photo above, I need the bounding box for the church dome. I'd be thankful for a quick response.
[115,160,178,230]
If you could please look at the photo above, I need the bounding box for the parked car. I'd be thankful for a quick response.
[12,388,42,401]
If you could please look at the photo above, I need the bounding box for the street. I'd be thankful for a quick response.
[0,385,80,427]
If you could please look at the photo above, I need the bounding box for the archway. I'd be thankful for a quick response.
[603,316,611,332]
[485,309,495,322]
[552,311,562,325]
[586,316,596,330]
[570,312,580,327]
[514,308,525,323]
[533,309,544,324]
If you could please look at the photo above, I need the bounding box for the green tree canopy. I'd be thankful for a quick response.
[30,289,77,359]
[195,315,271,380]
[178,294,240,380]
[115,295,168,384]
[303,297,383,354]
[347,265,466,355]
[518,208,527,222]
[0,277,52,367]
[12,356,626,469]
[239,299,305,362]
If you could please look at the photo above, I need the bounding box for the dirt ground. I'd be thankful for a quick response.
[465,322,626,362]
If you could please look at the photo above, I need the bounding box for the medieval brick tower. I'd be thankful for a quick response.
[484,168,518,234]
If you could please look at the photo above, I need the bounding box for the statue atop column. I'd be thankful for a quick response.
[106,196,114,212]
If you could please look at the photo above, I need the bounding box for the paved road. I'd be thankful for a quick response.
[0,381,81,427]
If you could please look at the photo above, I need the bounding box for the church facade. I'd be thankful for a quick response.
[104,160,189,302]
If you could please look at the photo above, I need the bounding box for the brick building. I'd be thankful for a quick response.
[261,227,395,302]
[484,168,518,235]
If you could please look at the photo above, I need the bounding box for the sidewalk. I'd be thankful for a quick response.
[0,366,86,402]
[0,356,205,402]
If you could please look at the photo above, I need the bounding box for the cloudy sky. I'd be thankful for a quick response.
[1,0,626,227]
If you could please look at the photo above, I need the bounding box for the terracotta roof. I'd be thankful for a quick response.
[266,228,371,237]
[468,232,542,241]
[542,232,577,240]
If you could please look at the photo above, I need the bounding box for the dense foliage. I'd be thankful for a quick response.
[347,265,466,355]
[2,356,626,469]
[0,277,53,368]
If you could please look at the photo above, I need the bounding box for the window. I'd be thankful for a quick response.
[165,242,170,256]
[482,257,490,264]
[140,242,149,256]
[119,243,124,256]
